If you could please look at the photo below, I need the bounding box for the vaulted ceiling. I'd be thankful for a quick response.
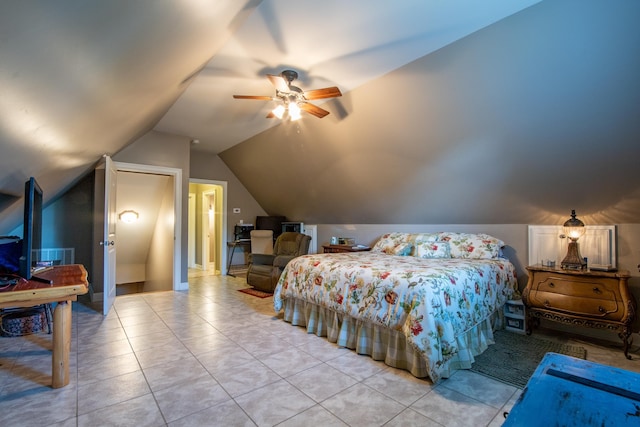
[0,0,541,233]
[2,1,639,235]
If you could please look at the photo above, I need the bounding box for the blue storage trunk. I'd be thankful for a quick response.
[504,353,640,426]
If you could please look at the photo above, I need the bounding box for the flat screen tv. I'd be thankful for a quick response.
[19,177,43,280]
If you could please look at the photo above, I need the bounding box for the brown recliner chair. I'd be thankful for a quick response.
[246,232,311,293]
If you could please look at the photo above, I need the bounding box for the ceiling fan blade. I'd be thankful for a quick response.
[267,74,290,92]
[303,86,342,100]
[233,95,273,100]
[300,102,330,118]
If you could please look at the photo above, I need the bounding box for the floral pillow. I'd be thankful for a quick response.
[415,240,451,259]
[437,232,504,259]
[371,232,413,256]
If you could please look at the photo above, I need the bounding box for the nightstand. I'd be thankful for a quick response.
[522,265,636,359]
[322,244,371,253]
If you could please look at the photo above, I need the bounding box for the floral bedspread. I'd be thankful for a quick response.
[273,252,518,379]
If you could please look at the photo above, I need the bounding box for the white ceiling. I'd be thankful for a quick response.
[155,0,541,153]
[0,0,540,233]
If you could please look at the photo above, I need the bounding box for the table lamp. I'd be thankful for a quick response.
[561,209,587,270]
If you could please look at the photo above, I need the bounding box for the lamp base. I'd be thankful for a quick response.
[561,241,587,270]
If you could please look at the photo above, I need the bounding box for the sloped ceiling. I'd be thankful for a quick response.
[0,0,541,233]
[155,0,542,151]
[219,0,640,226]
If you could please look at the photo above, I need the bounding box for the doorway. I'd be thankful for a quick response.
[188,180,227,277]
[94,159,183,315]
[115,171,173,294]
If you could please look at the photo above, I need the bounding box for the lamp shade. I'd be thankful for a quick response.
[272,105,286,119]
[562,209,585,241]
[289,103,301,121]
[561,209,587,270]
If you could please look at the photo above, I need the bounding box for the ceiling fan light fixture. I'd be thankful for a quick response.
[289,103,302,121]
[272,104,286,119]
[234,69,341,121]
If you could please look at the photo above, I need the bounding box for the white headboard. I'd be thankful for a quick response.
[528,225,616,271]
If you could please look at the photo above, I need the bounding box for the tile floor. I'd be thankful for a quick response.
[1,271,638,426]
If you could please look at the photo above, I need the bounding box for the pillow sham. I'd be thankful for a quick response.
[437,232,504,259]
[415,240,451,259]
[371,232,413,256]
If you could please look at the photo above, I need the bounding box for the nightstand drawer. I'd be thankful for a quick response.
[528,290,621,319]
[533,274,619,301]
[534,276,620,301]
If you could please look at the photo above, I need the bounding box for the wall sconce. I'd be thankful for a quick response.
[561,209,587,270]
[118,210,139,223]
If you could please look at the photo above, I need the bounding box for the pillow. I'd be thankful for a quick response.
[437,232,504,259]
[415,240,451,259]
[371,232,413,256]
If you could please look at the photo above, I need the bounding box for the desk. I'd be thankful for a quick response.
[0,265,88,388]
[226,240,250,277]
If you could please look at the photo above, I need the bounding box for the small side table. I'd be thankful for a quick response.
[523,265,636,358]
[322,244,371,253]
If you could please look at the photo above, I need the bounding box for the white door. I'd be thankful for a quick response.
[188,193,196,268]
[93,155,118,315]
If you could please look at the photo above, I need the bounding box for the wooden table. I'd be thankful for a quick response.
[0,264,88,388]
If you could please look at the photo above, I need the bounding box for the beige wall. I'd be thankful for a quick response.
[144,178,175,292]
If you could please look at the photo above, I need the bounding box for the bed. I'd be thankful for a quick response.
[273,232,519,383]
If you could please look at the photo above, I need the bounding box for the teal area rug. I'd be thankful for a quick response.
[470,329,587,389]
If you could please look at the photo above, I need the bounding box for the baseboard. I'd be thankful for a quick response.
[116,282,144,296]
[89,285,103,302]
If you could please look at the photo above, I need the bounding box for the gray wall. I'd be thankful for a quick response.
[219,0,640,228]
[189,150,268,239]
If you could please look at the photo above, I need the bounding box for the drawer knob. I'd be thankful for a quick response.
[548,282,555,288]
[599,306,606,313]
[544,300,550,307]
[593,287,601,294]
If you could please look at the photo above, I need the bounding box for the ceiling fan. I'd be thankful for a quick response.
[233,70,342,120]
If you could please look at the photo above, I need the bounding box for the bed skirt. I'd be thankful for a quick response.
[281,297,505,382]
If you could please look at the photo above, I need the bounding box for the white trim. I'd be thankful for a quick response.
[190,178,228,275]
[114,161,183,290]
